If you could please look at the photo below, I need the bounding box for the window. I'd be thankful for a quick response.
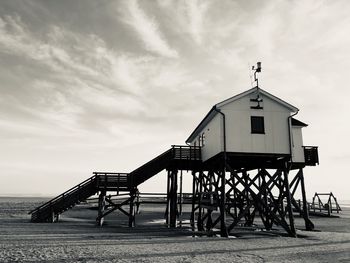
[251,116,265,134]
[199,132,206,147]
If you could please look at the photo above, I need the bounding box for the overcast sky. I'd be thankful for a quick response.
[1,0,349,200]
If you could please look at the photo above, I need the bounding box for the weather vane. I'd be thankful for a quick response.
[252,62,262,89]
[250,62,263,109]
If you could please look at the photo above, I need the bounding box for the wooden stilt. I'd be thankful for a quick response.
[283,163,296,237]
[179,170,183,226]
[169,169,178,228]
[197,171,204,231]
[165,170,171,225]
[191,171,196,231]
[97,190,106,226]
[50,210,55,223]
[220,168,228,237]
[299,169,314,230]
[129,189,136,227]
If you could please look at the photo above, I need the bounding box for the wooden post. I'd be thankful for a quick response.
[232,173,238,219]
[97,190,106,226]
[169,170,178,228]
[191,171,196,231]
[283,163,296,237]
[197,171,204,231]
[299,169,314,230]
[261,170,271,230]
[50,210,55,223]
[220,168,228,237]
[166,170,171,225]
[129,189,136,227]
[312,193,316,213]
[179,170,183,226]
[243,170,252,226]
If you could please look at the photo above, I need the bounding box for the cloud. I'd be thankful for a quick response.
[0,12,197,140]
[0,14,148,137]
[119,0,178,58]
[0,15,103,79]
[185,0,210,45]
[1,0,350,197]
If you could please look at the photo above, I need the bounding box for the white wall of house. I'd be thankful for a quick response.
[220,94,291,156]
[190,91,302,162]
[187,88,309,163]
[200,114,223,161]
[291,126,305,163]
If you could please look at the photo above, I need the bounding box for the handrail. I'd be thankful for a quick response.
[129,148,173,175]
[29,145,202,216]
[29,173,131,214]
[303,145,319,166]
[129,146,202,187]
[171,145,201,160]
[171,145,201,148]
[93,172,129,176]
[29,174,98,214]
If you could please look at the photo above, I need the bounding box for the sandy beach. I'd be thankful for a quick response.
[0,197,349,263]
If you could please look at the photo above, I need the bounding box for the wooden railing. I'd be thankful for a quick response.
[29,174,98,215]
[93,172,130,193]
[29,173,132,222]
[171,145,201,161]
[131,146,202,186]
[303,146,319,166]
[29,145,202,222]
[130,149,174,186]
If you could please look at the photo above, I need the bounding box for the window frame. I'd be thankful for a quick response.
[251,116,265,134]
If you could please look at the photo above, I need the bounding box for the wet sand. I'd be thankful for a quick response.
[0,197,349,262]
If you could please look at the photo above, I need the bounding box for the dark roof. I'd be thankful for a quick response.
[292,118,308,127]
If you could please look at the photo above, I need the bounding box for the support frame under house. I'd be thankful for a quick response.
[189,151,318,237]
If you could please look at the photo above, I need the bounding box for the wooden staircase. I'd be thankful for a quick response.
[29,173,130,222]
[131,145,200,186]
[29,146,201,223]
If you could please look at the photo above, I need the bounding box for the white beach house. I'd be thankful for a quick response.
[186,87,317,166]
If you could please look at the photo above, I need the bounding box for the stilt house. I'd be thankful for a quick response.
[30,82,319,237]
[186,87,319,168]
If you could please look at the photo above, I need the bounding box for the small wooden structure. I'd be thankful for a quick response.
[311,192,341,216]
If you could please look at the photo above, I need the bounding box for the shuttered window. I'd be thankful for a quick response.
[251,116,265,134]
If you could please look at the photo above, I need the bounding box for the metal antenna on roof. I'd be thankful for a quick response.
[252,62,262,89]
[250,62,263,109]
[248,62,254,88]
